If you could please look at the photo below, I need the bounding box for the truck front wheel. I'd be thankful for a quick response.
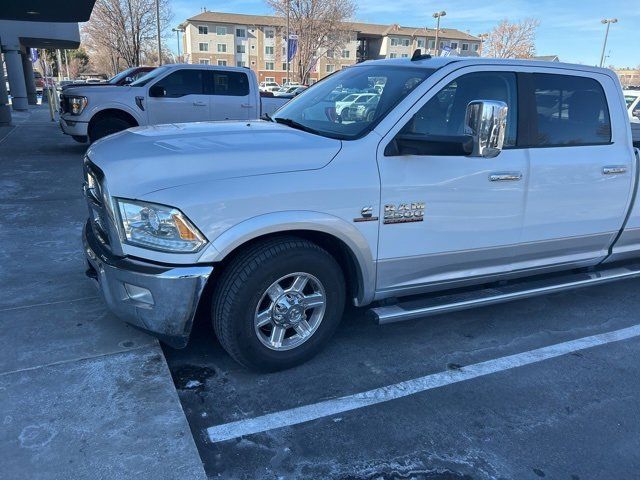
[211,236,345,371]
[88,116,133,143]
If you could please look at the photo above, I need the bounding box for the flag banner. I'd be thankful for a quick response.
[440,45,452,57]
[287,34,298,63]
[30,48,39,63]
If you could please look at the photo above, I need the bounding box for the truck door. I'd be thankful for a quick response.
[517,72,633,269]
[377,69,527,294]
[146,69,210,124]
[206,69,253,120]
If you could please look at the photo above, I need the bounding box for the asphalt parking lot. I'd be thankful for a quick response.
[4,108,639,480]
[165,280,640,479]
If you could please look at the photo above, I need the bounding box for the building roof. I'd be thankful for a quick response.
[533,55,560,62]
[185,11,480,41]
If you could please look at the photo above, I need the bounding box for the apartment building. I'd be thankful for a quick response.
[180,11,481,84]
[616,69,640,88]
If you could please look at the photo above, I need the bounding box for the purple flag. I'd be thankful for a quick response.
[287,34,298,63]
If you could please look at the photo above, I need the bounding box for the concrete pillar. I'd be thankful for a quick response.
[21,52,38,105]
[4,48,28,111]
[0,54,11,125]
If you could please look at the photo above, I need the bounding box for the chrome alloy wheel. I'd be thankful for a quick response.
[254,272,327,351]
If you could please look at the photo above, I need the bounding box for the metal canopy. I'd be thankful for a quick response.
[1,0,96,22]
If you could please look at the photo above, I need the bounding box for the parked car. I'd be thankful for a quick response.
[33,71,44,92]
[343,93,380,121]
[273,85,308,97]
[59,65,289,143]
[82,56,640,372]
[61,66,155,92]
[335,92,377,117]
[624,89,640,147]
[259,81,280,93]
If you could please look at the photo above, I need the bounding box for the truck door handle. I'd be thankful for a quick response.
[192,101,207,106]
[240,103,253,108]
[603,166,627,175]
[489,172,522,182]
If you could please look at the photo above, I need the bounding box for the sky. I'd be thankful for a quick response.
[169,0,640,67]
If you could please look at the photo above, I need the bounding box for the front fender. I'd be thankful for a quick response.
[85,102,145,125]
[198,210,376,306]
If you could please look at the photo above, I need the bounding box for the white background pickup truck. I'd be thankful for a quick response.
[59,64,288,143]
[82,56,640,371]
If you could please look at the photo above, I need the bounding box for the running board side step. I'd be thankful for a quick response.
[370,262,640,325]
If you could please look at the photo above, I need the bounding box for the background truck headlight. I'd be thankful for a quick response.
[116,199,207,253]
[68,96,88,115]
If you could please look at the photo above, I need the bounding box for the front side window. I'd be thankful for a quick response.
[153,69,204,97]
[400,71,518,147]
[532,74,611,147]
[273,65,434,140]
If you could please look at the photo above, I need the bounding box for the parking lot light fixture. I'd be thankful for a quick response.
[599,18,618,68]
[432,11,447,56]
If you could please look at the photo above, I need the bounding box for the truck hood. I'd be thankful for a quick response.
[86,120,342,197]
[63,85,133,96]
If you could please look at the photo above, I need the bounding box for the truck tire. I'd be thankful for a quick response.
[71,135,88,143]
[211,236,345,371]
[88,116,132,143]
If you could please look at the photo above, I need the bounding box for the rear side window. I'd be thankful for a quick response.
[532,74,611,147]
[209,71,250,96]
[155,69,204,97]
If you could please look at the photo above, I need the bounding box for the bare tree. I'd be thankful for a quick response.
[484,18,540,59]
[83,0,172,74]
[267,0,356,84]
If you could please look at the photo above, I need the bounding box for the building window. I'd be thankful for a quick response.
[401,53,409,58]
[199,43,209,52]
[236,28,245,37]
[389,53,397,58]
[198,25,208,35]
[462,43,469,51]
[265,29,275,39]
[390,38,399,47]
[282,46,286,55]
[199,59,210,65]
[265,62,274,70]
[326,49,334,58]
[402,38,410,47]
[282,62,287,71]
[341,49,350,59]
[265,76,275,82]
[237,60,246,67]
[236,45,246,54]
[451,42,458,50]
[326,64,335,73]
[217,60,227,66]
[265,46,274,55]
[428,39,435,49]
[216,26,227,35]
[217,44,227,53]
[417,39,425,48]
[473,43,480,51]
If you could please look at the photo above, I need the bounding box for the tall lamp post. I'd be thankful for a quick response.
[155,0,162,65]
[172,27,184,63]
[432,11,446,56]
[286,0,290,85]
[478,33,489,57]
[599,18,617,68]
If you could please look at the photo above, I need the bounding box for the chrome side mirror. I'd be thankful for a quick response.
[124,76,134,84]
[465,100,508,158]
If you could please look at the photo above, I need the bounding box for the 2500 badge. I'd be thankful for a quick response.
[384,202,425,224]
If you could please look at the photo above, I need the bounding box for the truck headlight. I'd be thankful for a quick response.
[68,96,88,115]
[116,199,207,253]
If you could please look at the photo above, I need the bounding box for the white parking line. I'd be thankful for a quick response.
[206,323,640,443]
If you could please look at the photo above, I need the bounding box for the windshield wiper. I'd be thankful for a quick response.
[261,112,274,122]
[274,117,321,135]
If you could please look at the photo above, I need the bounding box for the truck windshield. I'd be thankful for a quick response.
[108,67,137,85]
[273,65,434,140]
[130,66,170,87]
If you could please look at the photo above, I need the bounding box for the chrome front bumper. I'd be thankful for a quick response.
[83,221,213,347]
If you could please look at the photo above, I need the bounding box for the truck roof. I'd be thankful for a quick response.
[359,56,615,77]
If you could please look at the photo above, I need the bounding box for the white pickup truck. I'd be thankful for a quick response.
[82,55,640,371]
[59,64,288,143]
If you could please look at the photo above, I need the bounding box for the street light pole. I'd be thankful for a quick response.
[599,18,617,68]
[478,33,488,57]
[432,11,446,56]
[172,28,183,63]
[286,0,290,85]
[155,0,162,66]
